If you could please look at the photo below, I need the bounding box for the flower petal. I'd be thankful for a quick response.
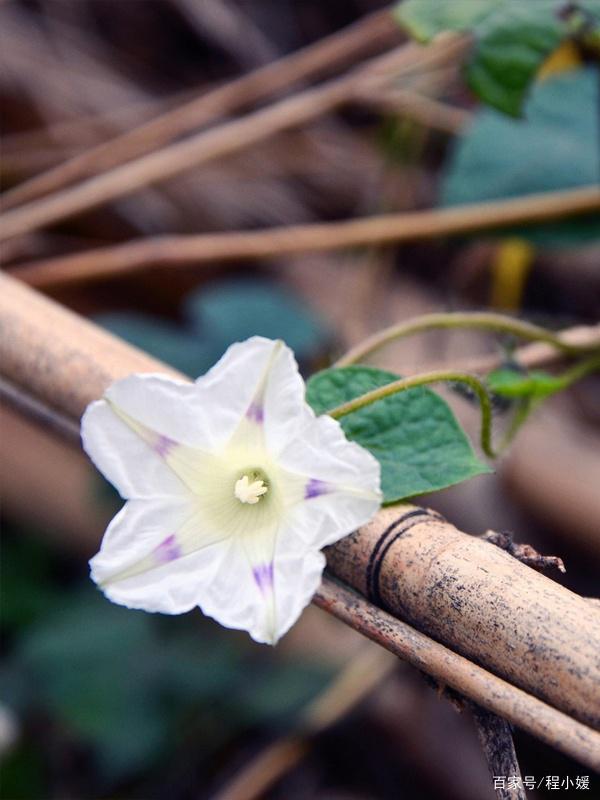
[272,520,327,642]
[83,337,382,646]
[90,497,231,614]
[260,342,314,456]
[276,413,382,547]
[195,337,281,449]
[197,535,275,644]
[82,398,188,499]
[105,373,216,447]
[196,337,313,454]
[196,521,325,645]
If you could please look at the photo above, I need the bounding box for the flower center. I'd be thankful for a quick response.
[234,472,269,505]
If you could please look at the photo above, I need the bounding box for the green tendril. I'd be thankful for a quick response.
[335,311,599,368]
[328,370,497,458]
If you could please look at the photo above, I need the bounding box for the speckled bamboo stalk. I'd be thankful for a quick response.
[325,506,600,730]
[1,273,599,768]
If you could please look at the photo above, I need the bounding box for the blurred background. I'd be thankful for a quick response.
[1,1,599,798]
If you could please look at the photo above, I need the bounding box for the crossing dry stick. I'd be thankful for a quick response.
[0,273,599,770]
[1,9,400,210]
[0,35,470,241]
[10,185,600,288]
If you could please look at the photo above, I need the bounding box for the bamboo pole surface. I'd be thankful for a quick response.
[314,579,600,771]
[324,507,600,730]
[1,273,599,768]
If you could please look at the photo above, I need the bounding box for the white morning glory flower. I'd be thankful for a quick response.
[82,337,381,644]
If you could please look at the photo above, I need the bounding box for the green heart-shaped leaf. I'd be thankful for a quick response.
[307,366,491,504]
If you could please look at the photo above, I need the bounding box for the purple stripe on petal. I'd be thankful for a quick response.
[252,562,274,593]
[246,402,264,424]
[154,434,176,458]
[305,478,329,500]
[154,534,181,564]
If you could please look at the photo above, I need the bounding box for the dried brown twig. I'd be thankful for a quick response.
[9,185,600,286]
[1,9,399,210]
[0,34,471,240]
[357,86,473,134]
[468,703,526,800]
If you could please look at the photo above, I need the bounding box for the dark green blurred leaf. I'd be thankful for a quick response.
[96,280,330,382]
[394,0,600,114]
[185,280,330,364]
[467,3,562,115]
[229,661,330,724]
[3,583,333,783]
[0,537,62,630]
[0,743,46,800]
[395,0,500,40]
[441,68,600,245]
[95,313,215,378]
[306,366,491,503]
[16,592,169,778]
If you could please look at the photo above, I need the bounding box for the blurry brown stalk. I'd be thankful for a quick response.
[1,8,401,211]
[358,86,473,134]
[11,185,600,288]
[0,34,471,241]
[212,647,524,800]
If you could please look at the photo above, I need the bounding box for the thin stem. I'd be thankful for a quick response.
[498,398,533,453]
[335,311,600,367]
[328,369,496,458]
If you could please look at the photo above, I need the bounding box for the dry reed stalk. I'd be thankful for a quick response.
[1,273,599,769]
[5,323,599,445]
[357,86,473,133]
[0,35,470,240]
[325,507,600,730]
[1,9,400,210]
[468,703,525,800]
[10,185,600,287]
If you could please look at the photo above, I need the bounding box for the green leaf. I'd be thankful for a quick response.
[394,0,599,115]
[441,67,600,246]
[394,0,500,41]
[306,366,491,503]
[467,3,562,115]
[487,367,564,399]
[5,583,334,783]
